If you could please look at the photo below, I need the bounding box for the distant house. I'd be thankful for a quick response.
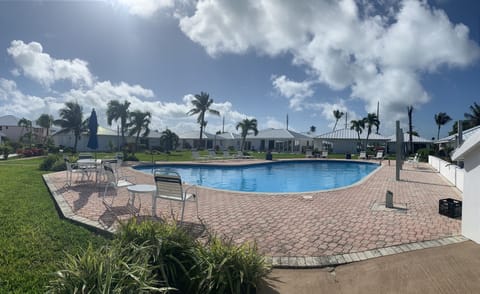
[314,128,389,154]
[245,129,313,153]
[52,126,123,152]
[386,133,433,154]
[435,125,480,150]
[0,115,47,143]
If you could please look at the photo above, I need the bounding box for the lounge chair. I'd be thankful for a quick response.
[222,150,233,159]
[305,150,313,158]
[153,170,198,224]
[321,151,328,158]
[191,150,208,161]
[102,164,134,207]
[407,153,419,167]
[235,151,253,159]
[374,151,384,160]
[78,152,93,160]
[208,150,223,160]
[358,151,367,159]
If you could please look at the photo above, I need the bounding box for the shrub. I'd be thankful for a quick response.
[46,243,170,293]
[39,155,58,171]
[193,237,270,294]
[416,148,434,162]
[115,219,198,293]
[0,144,12,160]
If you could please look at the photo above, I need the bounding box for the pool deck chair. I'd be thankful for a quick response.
[65,159,85,186]
[407,153,419,168]
[305,150,313,158]
[153,170,198,224]
[235,151,254,159]
[223,150,233,159]
[192,150,208,161]
[208,150,223,160]
[102,164,134,207]
[321,151,328,158]
[374,151,384,160]
[358,151,367,159]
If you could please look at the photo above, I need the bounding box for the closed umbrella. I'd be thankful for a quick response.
[87,108,99,155]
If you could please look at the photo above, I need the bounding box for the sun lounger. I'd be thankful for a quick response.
[192,150,208,161]
[235,151,253,159]
[321,151,328,158]
[358,151,367,159]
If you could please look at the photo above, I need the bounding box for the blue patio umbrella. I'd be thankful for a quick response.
[87,108,99,152]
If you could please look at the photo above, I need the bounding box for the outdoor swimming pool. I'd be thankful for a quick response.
[134,160,380,193]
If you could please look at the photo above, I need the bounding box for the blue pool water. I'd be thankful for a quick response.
[134,160,379,193]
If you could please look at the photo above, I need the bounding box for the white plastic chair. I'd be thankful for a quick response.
[358,151,367,159]
[305,150,313,158]
[192,150,208,161]
[321,151,328,158]
[407,153,419,168]
[153,170,198,224]
[102,164,134,207]
[65,159,85,186]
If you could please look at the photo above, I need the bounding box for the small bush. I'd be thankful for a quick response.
[0,144,12,160]
[39,155,58,171]
[416,148,434,162]
[193,237,270,294]
[46,243,170,293]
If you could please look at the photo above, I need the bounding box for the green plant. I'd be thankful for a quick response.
[416,148,434,162]
[193,236,270,294]
[115,219,199,292]
[46,243,170,293]
[0,144,11,160]
[39,154,59,170]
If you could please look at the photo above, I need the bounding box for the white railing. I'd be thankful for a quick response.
[428,155,464,192]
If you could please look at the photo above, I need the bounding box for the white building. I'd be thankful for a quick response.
[451,129,480,243]
[0,115,47,143]
[314,128,389,154]
[52,126,123,152]
[245,128,313,153]
[386,133,433,154]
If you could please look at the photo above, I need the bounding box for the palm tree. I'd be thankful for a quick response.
[333,110,344,131]
[309,125,316,133]
[36,113,54,143]
[107,100,131,146]
[364,113,380,150]
[434,112,452,140]
[160,129,179,152]
[464,102,480,128]
[236,118,259,152]
[350,119,365,151]
[54,101,84,152]
[187,92,220,148]
[17,117,33,145]
[407,106,414,154]
[127,110,151,153]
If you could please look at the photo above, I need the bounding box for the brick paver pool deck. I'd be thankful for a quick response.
[43,159,464,267]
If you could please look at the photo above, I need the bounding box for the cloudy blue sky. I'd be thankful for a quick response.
[0,0,479,139]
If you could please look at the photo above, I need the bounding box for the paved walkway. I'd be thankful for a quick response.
[43,159,462,265]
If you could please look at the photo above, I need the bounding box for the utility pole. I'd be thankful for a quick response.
[286,114,289,130]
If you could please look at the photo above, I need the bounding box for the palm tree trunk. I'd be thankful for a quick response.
[333,120,338,131]
[437,126,440,140]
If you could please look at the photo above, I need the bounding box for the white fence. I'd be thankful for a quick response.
[428,155,464,192]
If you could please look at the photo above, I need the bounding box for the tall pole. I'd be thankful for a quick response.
[396,120,402,181]
[345,112,348,129]
[286,114,289,130]
[222,116,225,133]
[376,101,380,134]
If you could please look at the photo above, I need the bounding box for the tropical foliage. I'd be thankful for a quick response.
[236,118,259,151]
[363,112,380,149]
[127,110,151,152]
[464,102,480,128]
[54,101,84,152]
[332,110,344,131]
[107,100,131,146]
[36,113,54,143]
[187,92,220,148]
[434,112,452,140]
[350,119,365,150]
[18,117,33,145]
[160,129,179,152]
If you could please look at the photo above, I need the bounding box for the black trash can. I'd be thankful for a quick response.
[345,153,351,159]
[439,198,462,218]
[266,151,273,160]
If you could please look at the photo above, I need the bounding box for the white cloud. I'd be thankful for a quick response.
[264,116,285,129]
[271,75,315,111]
[116,0,174,18]
[178,0,480,133]
[7,40,94,88]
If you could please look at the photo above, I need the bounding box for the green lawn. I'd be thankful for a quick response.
[0,157,107,293]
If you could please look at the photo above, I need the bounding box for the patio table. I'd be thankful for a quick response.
[127,184,156,216]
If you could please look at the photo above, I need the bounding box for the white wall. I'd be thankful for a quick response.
[461,148,480,243]
[428,155,464,192]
